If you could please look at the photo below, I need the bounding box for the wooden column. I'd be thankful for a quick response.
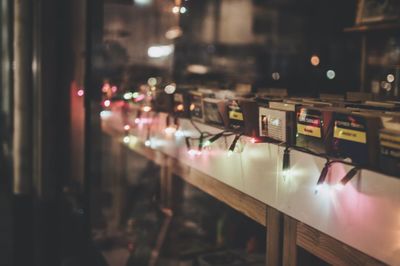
[266,207,283,266]
[283,215,298,266]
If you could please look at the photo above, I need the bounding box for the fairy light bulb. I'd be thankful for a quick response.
[142,106,152,112]
[123,136,130,144]
[203,131,225,147]
[164,127,177,134]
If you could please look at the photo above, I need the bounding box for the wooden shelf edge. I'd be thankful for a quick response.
[170,157,268,227]
[296,221,385,266]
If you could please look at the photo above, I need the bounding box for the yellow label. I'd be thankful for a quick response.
[229,111,244,121]
[297,124,321,138]
[334,126,366,143]
[380,140,400,150]
[380,133,400,143]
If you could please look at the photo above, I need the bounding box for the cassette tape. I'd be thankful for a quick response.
[330,111,382,167]
[227,98,259,137]
[173,86,195,118]
[189,90,214,122]
[258,102,297,144]
[379,116,400,177]
[203,98,229,128]
[295,107,333,155]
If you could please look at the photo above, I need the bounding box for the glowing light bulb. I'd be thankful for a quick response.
[123,136,130,144]
[172,6,180,14]
[77,89,84,97]
[176,104,184,111]
[104,100,111,107]
[203,140,211,147]
[145,140,151,147]
[174,130,184,137]
[164,83,176,94]
[180,7,187,13]
[142,106,152,112]
[250,138,257,144]
[102,83,110,93]
[282,169,291,179]
[132,92,140,98]
[111,86,117,93]
[164,127,176,134]
[123,92,133,100]
[387,74,395,83]
[124,124,130,131]
[334,183,345,191]
[100,110,111,119]
[148,77,157,86]
[314,184,322,194]
[187,149,198,156]
[190,104,195,111]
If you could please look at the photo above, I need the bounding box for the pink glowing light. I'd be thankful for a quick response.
[102,83,110,93]
[77,89,84,97]
[134,118,152,125]
[187,149,201,156]
[134,94,145,102]
[104,100,111,107]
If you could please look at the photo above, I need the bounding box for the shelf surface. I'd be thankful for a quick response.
[102,107,398,265]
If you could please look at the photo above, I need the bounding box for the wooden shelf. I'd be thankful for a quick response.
[111,133,384,266]
[102,119,386,265]
[344,22,400,33]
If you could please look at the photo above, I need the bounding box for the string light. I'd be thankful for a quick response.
[123,136,130,144]
[142,106,152,112]
[103,99,111,107]
[164,83,176,94]
[174,130,184,137]
[335,167,359,190]
[124,124,131,131]
[198,133,204,152]
[282,147,290,178]
[77,89,84,97]
[165,127,177,134]
[123,92,133,100]
[203,131,225,147]
[315,159,330,193]
[145,140,151,147]
[227,134,241,157]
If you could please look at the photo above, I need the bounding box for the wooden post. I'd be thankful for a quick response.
[283,215,297,266]
[266,207,283,266]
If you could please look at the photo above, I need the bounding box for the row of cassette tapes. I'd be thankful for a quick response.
[148,85,400,177]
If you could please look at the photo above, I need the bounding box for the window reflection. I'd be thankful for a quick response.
[100,0,399,96]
